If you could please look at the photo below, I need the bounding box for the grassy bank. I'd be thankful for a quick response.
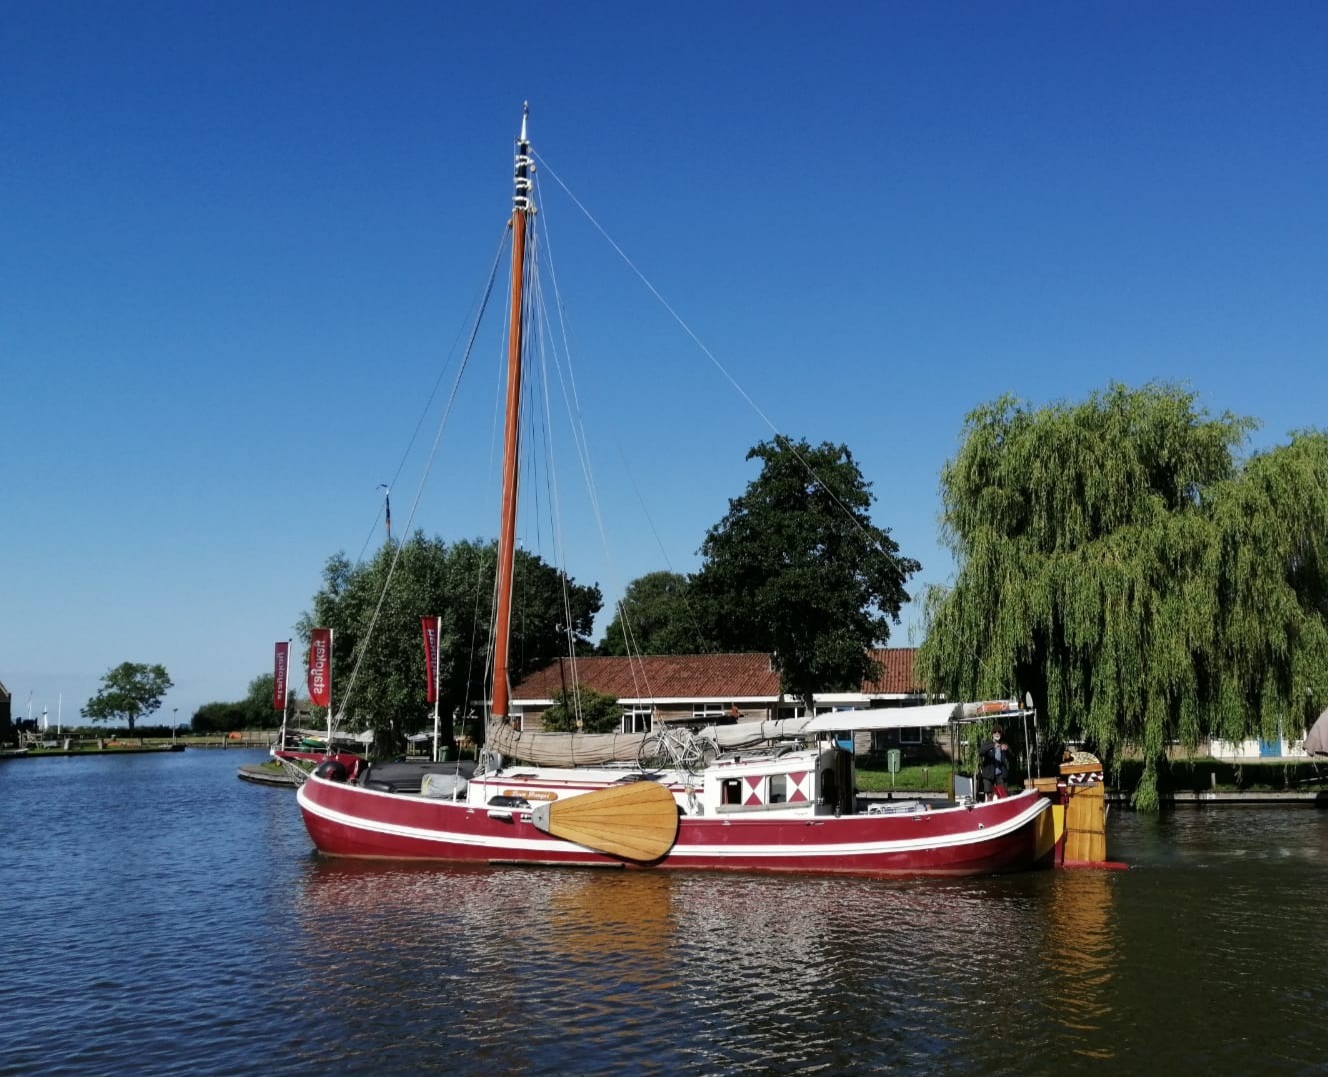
[855,757,1328,797]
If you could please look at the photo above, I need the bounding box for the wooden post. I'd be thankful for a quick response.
[1061,762,1108,864]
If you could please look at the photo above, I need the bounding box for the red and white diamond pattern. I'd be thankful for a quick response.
[744,770,813,805]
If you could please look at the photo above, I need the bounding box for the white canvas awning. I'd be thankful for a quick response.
[801,701,1032,733]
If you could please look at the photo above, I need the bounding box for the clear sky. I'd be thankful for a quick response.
[4,2,1325,727]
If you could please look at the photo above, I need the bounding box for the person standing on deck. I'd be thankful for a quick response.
[978,727,1010,800]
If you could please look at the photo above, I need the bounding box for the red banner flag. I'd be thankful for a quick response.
[273,642,289,711]
[308,628,332,708]
[421,616,440,704]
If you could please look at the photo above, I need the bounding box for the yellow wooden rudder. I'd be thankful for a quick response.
[531,781,680,862]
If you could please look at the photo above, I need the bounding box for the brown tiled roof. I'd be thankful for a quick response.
[511,648,920,702]
[863,648,921,694]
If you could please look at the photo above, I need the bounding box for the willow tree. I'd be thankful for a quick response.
[918,383,1328,809]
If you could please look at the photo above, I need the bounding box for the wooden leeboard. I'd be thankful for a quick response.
[532,781,680,862]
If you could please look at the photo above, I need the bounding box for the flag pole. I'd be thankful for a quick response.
[432,613,441,762]
[326,628,334,753]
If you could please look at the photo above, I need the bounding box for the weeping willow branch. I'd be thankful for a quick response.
[918,383,1328,809]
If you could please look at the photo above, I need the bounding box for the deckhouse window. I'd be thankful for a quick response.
[621,707,651,734]
[768,774,788,804]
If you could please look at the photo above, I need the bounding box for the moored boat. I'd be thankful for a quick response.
[295,108,1099,875]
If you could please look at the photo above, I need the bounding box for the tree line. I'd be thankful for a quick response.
[284,437,916,757]
[116,382,1324,806]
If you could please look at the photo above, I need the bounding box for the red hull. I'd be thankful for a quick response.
[297,776,1052,877]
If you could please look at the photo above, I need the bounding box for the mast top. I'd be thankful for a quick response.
[513,104,534,214]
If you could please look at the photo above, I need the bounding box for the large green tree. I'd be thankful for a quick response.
[300,533,601,757]
[599,571,709,656]
[692,437,921,708]
[83,662,173,732]
[918,383,1328,808]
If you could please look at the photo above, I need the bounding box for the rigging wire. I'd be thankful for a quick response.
[347,225,513,569]
[528,174,661,713]
[531,151,915,579]
[332,226,510,730]
[531,151,1006,699]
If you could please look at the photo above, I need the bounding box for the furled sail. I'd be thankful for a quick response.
[484,715,819,767]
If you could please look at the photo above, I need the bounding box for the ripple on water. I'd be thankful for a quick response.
[4,756,1328,1075]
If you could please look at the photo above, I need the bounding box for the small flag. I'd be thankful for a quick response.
[273,642,290,710]
[308,628,332,708]
[421,616,440,703]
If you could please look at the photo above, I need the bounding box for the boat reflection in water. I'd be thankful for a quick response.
[1038,870,1119,1060]
[289,857,1125,1074]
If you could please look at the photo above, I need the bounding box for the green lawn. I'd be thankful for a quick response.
[854,757,1328,797]
[855,762,952,793]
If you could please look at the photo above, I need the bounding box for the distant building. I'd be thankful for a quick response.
[0,679,12,745]
[508,648,947,758]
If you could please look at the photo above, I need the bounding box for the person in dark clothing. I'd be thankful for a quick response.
[978,727,1010,800]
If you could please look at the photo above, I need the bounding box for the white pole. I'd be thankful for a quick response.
[57,693,62,735]
[431,614,441,761]
[326,628,334,752]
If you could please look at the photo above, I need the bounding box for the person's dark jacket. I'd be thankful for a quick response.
[978,738,1009,783]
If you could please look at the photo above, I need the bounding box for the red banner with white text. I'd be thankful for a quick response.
[273,642,289,711]
[421,616,440,704]
[308,628,332,708]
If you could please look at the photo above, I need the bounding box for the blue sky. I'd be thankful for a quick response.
[3,2,1325,727]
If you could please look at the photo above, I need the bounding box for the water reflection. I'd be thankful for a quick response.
[286,855,1141,1074]
[12,750,1328,1077]
[1038,871,1118,1059]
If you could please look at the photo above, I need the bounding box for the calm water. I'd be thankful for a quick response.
[2,749,1326,1076]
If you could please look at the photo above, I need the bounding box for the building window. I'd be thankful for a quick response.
[693,703,726,722]
[621,707,651,734]
[899,727,922,745]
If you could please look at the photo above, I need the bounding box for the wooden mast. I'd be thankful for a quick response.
[491,105,532,721]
